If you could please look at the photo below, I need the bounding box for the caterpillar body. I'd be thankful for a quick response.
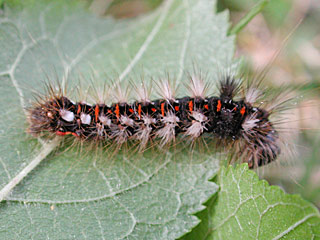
[27,75,281,169]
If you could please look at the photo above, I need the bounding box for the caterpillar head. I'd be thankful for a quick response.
[241,107,281,168]
[27,97,72,136]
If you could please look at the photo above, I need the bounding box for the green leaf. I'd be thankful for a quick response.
[184,164,320,239]
[0,0,235,238]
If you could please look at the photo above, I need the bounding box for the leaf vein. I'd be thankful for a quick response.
[5,154,172,204]
[176,0,191,85]
[118,0,174,82]
[0,137,60,202]
[272,213,318,240]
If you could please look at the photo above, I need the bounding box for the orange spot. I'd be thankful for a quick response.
[151,108,157,112]
[188,101,193,112]
[175,106,179,111]
[56,131,66,136]
[240,106,246,116]
[77,104,81,114]
[129,108,134,113]
[107,109,112,114]
[217,100,221,112]
[138,104,142,117]
[95,105,99,122]
[115,104,120,118]
[56,131,72,136]
[233,107,237,111]
[72,132,79,137]
[161,103,165,116]
[204,104,209,110]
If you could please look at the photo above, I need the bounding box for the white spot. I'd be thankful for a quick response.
[162,112,179,124]
[185,111,208,138]
[80,113,91,125]
[47,111,53,118]
[191,111,207,122]
[142,115,156,125]
[99,115,111,126]
[120,115,134,126]
[60,109,74,122]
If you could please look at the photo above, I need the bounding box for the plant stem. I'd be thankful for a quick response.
[228,0,270,36]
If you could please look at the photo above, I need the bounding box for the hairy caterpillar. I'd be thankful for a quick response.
[27,72,283,169]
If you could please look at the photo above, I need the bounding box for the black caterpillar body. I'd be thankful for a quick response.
[28,76,281,168]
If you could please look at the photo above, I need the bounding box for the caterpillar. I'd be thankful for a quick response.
[27,73,283,169]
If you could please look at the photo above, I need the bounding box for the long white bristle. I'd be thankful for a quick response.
[187,74,209,98]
